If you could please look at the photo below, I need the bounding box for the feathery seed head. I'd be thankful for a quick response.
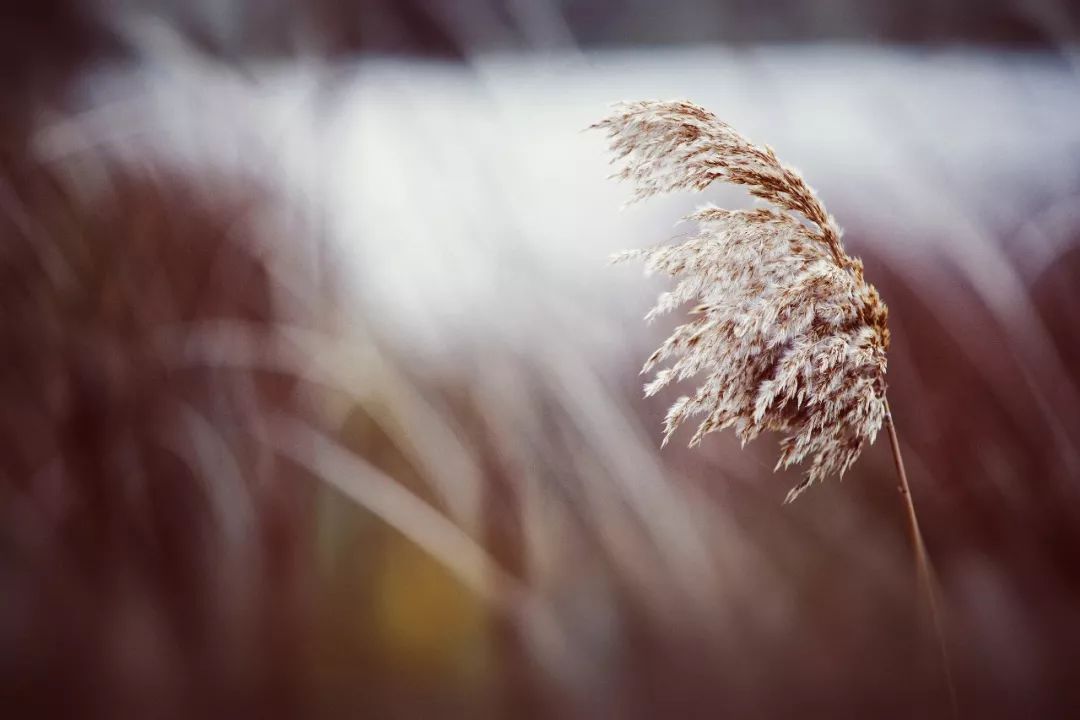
[595,100,889,502]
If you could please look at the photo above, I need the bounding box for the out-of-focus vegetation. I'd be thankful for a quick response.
[4,2,1080,718]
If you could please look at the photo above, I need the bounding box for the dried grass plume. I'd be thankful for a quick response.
[595,100,890,502]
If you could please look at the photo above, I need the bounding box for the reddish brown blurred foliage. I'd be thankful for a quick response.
[0,150,319,718]
[3,4,1080,720]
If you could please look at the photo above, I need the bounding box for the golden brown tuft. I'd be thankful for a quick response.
[595,100,890,501]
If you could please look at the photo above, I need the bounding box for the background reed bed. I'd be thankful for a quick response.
[3,3,1080,718]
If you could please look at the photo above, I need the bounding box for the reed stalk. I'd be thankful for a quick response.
[884,398,958,718]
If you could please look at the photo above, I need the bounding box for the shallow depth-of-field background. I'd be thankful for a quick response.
[4,2,1080,717]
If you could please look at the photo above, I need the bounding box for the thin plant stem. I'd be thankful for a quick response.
[884,397,958,718]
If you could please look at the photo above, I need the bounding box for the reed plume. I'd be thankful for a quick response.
[594,100,890,502]
[595,99,956,715]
